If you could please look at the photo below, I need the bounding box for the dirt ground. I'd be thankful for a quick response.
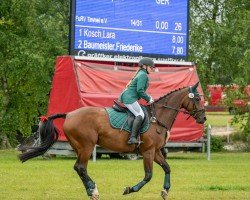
[211,126,248,151]
[211,126,235,136]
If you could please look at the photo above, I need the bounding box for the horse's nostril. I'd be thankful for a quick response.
[204,117,207,121]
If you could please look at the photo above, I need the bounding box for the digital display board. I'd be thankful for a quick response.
[70,0,189,61]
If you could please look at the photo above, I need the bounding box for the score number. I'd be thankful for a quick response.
[174,22,182,31]
[172,46,184,55]
[156,21,168,30]
[172,35,184,55]
[172,36,184,44]
[155,22,183,31]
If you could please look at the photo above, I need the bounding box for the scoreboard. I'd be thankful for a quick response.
[70,0,189,61]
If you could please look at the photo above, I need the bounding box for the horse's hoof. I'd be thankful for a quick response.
[161,189,168,200]
[90,194,99,200]
[90,193,99,200]
[123,187,131,195]
[90,184,99,200]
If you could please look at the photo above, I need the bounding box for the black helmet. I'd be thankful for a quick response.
[139,57,155,68]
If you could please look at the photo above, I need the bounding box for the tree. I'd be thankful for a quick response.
[189,0,249,142]
[0,0,249,148]
[0,0,69,148]
[189,0,249,86]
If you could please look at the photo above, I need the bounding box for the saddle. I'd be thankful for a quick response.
[112,101,127,112]
[112,101,150,131]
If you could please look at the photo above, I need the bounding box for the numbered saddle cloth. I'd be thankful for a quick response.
[105,106,150,134]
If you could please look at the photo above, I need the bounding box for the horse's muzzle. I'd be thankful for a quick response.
[196,115,207,124]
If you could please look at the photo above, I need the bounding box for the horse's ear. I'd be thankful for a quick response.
[191,81,199,91]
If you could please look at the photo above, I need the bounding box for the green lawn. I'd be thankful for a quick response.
[0,150,249,200]
[205,112,233,127]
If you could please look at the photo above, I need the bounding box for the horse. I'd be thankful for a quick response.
[19,82,206,200]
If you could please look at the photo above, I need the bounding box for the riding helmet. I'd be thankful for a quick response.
[139,57,155,68]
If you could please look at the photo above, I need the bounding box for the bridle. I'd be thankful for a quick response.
[183,95,206,119]
[150,90,205,131]
[163,94,205,120]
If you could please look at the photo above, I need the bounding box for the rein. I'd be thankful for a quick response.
[163,105,189,114]
[149,104,170,131]
[150,89,205,132]
[156,119,169,130]
[149,104,169,131]
[163,104,205,119]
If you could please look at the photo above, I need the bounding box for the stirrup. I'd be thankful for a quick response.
[150,116,156,123]
[127,137,139,145]
[138,140,144,145]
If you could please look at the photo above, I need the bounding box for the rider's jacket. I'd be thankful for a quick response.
[119,69,151,104]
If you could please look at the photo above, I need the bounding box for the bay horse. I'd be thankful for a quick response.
[19,82,206,200]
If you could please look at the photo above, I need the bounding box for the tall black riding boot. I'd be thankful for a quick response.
[127,116,143,145]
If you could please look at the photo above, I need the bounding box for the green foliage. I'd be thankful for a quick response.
[0,0,249,146]
[231,131,250,144]
[204,124,223,152]
[211,136,223,152]
[189,0,250,86]
[223,88,250,139]
[0,0,69,142]
[231,113,250,140]
[189,0,249,138]
[224,86,248,107]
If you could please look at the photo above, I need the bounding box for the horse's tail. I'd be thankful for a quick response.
[18,113,67,163]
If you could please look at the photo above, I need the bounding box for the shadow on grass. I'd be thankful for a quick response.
[198,185,248,191]
[167,156,202,160]
[42,155,204,161]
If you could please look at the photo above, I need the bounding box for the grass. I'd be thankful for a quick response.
[205,112,233,127]
[0,150,250,200]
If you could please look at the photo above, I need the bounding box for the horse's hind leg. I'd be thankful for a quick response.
[123,149,154,195]
[74,147,99,200]
[154,150,171,200]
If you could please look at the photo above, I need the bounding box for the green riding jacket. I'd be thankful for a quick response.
[119,69,151,104]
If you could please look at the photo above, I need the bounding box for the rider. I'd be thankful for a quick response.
[119,57,155,145]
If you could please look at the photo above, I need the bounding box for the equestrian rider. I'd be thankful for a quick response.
[119,57,155,145]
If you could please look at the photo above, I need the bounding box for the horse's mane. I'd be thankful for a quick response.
[155,86,188,103]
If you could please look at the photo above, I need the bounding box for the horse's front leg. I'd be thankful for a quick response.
[123,149,154,195]
[154,149,171,200]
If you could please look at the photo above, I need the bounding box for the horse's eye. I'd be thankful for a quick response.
[195,96,201,101]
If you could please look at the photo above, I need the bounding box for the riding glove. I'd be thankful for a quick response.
[149,97,154,104]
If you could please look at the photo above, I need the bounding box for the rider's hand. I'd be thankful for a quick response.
[149,97,154,104]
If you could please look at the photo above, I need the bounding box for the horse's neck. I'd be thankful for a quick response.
[155,89,187,130]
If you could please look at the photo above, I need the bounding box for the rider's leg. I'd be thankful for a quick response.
[124,102,144,144]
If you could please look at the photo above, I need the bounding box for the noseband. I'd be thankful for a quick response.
[163,94,205,120]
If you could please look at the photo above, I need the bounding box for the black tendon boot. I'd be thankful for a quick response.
[128,115,143,145]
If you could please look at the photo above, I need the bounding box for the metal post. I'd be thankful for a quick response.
[226,121,230,143]
[207,124,211,161]
[92,145,97,162]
